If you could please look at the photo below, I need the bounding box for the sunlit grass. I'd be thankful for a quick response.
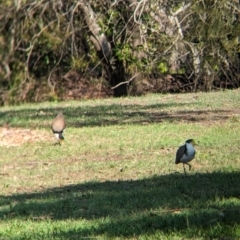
[0,90,240,239]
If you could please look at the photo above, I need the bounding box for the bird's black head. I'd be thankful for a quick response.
[186,139,195,145]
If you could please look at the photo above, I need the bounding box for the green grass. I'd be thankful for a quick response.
[0,90,240,239]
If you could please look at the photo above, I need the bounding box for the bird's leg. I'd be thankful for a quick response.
[183,164,187,176]
[186,163,191,171]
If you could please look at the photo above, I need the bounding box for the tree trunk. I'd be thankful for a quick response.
[125,0,146,95]
[78,0,127,97]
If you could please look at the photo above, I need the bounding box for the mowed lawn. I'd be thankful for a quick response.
[0,90,240,239]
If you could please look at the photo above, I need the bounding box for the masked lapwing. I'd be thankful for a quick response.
[175,139,196,176]
[51,112,66,145]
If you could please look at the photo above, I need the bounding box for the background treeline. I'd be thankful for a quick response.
[0,0,239,105]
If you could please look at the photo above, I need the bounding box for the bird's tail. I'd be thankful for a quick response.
[175,158,180,164]
[59,132,64,140]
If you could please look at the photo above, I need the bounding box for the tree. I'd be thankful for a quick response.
[0,0,239,104]
[78,0,127,96]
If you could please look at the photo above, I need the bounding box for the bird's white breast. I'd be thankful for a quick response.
[180,143,195,163]
[54,133,60,140]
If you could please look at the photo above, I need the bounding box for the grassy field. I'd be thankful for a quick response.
[0,90,240,239]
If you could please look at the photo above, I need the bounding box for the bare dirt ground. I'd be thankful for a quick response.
[0,127,53,147]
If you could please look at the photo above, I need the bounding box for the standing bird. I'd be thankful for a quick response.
[51,113,66,145]
[175,139,196,176]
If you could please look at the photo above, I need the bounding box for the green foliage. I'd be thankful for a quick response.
[71,56,88,71]
[115,44,135,63]
[158,62,168,73]
[189,0,239,57]
[0,0,239,104]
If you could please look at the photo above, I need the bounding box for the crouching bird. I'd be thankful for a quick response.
[51,113,66,145]
[175,139,196,176]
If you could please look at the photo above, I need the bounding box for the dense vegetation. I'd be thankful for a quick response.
[0,0,240,104]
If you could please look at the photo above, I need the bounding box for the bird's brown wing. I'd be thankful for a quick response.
[51,114,66,133]
[175,144,187,164]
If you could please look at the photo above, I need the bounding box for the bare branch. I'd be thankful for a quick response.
[78,0,112,59]
[172,3,191,16]
[111,73,140,89]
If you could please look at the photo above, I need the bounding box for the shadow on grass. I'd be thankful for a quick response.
[0,101,233,128]
[0,171,239,238]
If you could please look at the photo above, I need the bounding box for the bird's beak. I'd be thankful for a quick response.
[192,140,197,146]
